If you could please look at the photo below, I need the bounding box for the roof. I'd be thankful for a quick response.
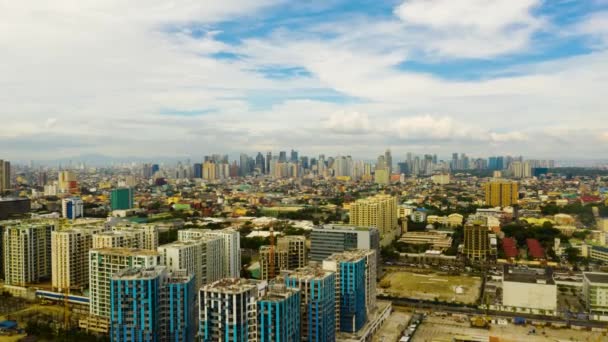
[502,237,518,258]
[526,239,545,259]
[584,272,608,284]
[503,265,555,285]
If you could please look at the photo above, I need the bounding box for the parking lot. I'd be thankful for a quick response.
[412,315,606,342]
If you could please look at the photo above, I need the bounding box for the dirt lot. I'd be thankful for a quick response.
[373,310,412,342]
[412,316,606,342]
[380,270,482,304]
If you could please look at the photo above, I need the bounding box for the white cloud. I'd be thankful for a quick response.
[324,111,372,134]
[574,11,608,48]
[394,0,544,58]
[490,131,528,142]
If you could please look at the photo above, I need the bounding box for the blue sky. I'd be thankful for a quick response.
[1,0,608,160]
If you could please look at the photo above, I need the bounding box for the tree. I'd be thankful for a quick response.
[565,247,581,264]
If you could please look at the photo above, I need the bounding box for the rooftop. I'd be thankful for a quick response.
[584,272,608,284]
[203,278,267,293]
[325,249,374,262]
[503,265,555,285]
[113,266,165,280]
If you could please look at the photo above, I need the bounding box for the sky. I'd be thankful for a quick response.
[2,0,608,161]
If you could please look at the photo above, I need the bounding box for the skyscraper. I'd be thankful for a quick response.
[484,180,519,207]
[51,226,104,292]
[266,152,272,174]
[255,152,266,174]
[322,251,369,333]
[284,266,336,342]
[0,160,10,193]
[290,149,298,163]
[89,248,159,318]
[199,279,266,342]
[193,163,203,179]
[257,284,301,342]
[178,228,241,279]
[349,194,398,246]
[158,237,223,289]
[3,223,55,286]
[239,153,249,177]
[279,151,287,163]
[58,170,78,194]
[384,149,392,174]
[110,267,196,342]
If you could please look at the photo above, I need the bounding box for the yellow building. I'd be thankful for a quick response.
[203,161,217,180]
[484,180,518,207]
[349,194,398,246]
[374,168,390,185]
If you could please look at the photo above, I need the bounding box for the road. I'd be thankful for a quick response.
[380,295,608,329]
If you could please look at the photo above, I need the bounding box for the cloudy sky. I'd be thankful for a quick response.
[2,0,608,161]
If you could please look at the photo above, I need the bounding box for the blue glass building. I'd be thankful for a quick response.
[337,257,367,332]
[257,285,300,342]
[284,266,336,342]
[110,267,196,342]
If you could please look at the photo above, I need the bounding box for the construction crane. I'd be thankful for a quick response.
[269,225,276,279]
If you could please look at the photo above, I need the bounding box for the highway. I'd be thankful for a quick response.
[380,295,608,329]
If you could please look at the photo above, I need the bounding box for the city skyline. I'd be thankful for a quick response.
[2,1,608,160]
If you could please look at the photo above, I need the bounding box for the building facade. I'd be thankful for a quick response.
[62,197,84,219]
[3,223,54,286]
[349,194,398,245]
[310,225,380,265]
[257,284,301,342]
[284,266,336,342]
[110,188,134,211]
[583,272,608,319]
[484,180,518,207]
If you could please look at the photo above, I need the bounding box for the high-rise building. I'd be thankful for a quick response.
[94,225,158,251]
[384,149,392,174]
[3,223,55,286]
[0,160,10,192]
[203,161,217,181]
[158,237,223,289]
[199,278,267,342]
[89,248,159,318]
[259,246,288,281]
[257,284,301,342]
[510,161,532,179]
[310,225,380,264]
[110,267,196,342]
[110,224,158,250]
[62,197,84,219]
[266,152,272,174]
[178,228,241,279]
[277,236,307,270]
[255,152,266,174]
[283,266,336,342]
[279,151,287,163]
[374,168,390,185]
[239,153,250,177]
[322,251,371,333]
[290,150,299,163]
[193,163,203,179]
[349,194,398,246]
[51,226,104,292]
[463,218,492,261]
[110,188,134,211]
[484,180,519,207]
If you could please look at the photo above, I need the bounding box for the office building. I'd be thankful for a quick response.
[62,197,84,219]
[463,218,493,262]
[310,224,380,265]
[284,266,336,342]
[179,228,240,279]
[89,248,159,318]
[158,237,223,289]
[0,160,10,192]
[3,223,54,286]
[257,284,301,342]
[483,180,518,207]
[110,188,134,211]
[583,272,608,319]
[110,267,196,342]
[51,226,104,292]
[502,265,557,313]
[323,251,375,333]
[199,278,267,342]
[349,194,398,246]
[193,163,203,179]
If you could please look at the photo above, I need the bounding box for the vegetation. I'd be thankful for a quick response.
[540,203,604,227]
[158,229,178,244]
